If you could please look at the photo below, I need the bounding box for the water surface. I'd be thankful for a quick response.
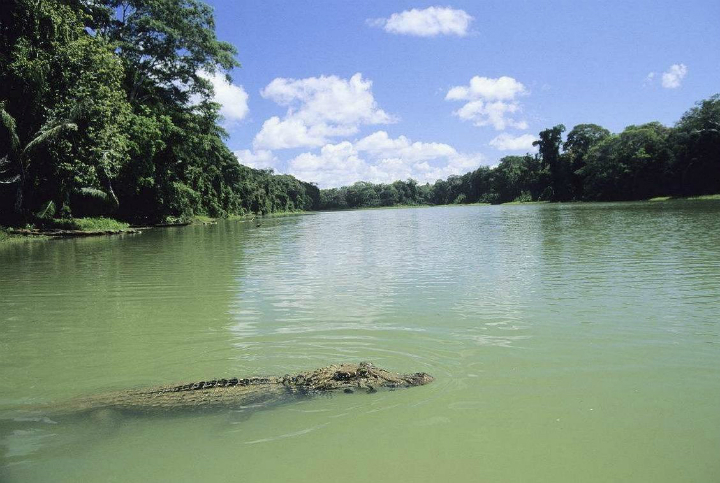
[1,201,719,482]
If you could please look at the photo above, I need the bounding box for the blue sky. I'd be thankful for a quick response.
[202,1,720,187]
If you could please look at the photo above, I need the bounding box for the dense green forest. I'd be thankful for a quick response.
[319,96,720,209]
[0,0,319,226]
[1,1,718,227]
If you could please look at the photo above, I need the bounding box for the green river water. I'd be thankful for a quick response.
[1,201,719,482]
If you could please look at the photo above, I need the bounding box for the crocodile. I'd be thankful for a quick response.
[37,362,433,417]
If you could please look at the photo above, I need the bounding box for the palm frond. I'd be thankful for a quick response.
[79,187,109,202]
[24,122,78,154]
[0,155,20,184]
[0,175,20,184]
[36,200,56,218]
[0,102,21,153]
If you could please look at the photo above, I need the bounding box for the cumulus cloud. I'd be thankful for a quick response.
[446,76,529,130]
[355,131,457,161]
[454,100,528,130]
[252,117,331,150]
[287,131,484,188]
[368,6,474,37]
[661,64,687,89]
[253,73,394,150]
[234,149,279,170]
[288,142,368,187]
[489,133,538,151]
[446,76,527,101]
[198,71,249,126]
[245,73,491,187]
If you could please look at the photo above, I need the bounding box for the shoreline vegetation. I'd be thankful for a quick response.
[3,195,719,244]
[1,1,719,235]
[2,216,137,241]
[648,194,720,202]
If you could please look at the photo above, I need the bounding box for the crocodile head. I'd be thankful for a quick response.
[285,362,434,392]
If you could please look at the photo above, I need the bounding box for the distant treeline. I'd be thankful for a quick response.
[320,95,720,209]
[0,0,319,225]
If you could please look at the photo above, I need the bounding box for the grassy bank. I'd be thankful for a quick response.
[262,210,312,217]
[500,200,550,206]
[649,194,720,202]
[1,217,133,243]
[0,227,48,244]
[320,203,495,213]
[47,217,130,231]
[192,211,311,224]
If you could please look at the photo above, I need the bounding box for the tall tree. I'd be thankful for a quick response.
[0,0,131,221]
[100,0,239,105]
[95,0,243,221]
[581,123,672,200]
[533,124,570,201]
[564,124,611,199]
[670,94,720,195]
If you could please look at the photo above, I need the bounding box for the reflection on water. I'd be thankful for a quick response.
[1,201,720,482]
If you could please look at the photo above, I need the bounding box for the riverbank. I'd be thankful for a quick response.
[0,211,317,244]
[1,217,138,243]
[318,202,492,213]
[191,210,312,224]
[4,195,718,244]
[0,227,49,244]
[338,194,720,211]
[649,194,720,202]
[500,200,550,206]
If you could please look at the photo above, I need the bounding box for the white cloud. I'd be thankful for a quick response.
[446,76,527,101]
[252,117,329,150]
[489,133,538,151]
[446,76,529,130]
[288,142,368,187]
[355,131,457,162]
[254,73,394,150]
[261,73,393,126]
[661,64,687,89]
[198,71,249,125]
[454,100,528,130]
[245,73,493,188]
[369,7,473,37]
[234,149,279,170]
[286,131,485,188]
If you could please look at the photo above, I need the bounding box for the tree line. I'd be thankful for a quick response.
[0,0,319,226]
[319,95,720,209]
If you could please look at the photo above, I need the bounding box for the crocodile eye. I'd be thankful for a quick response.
[333,371,352,381]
